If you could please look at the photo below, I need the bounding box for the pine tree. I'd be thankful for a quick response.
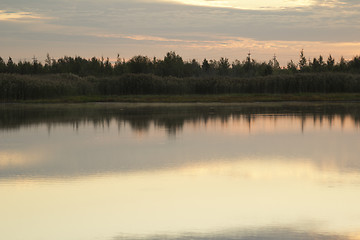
[327,55,335,71]
[299,49,307,71]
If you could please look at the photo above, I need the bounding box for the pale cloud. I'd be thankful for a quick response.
[0,0,359,64]
[83,32,360,64]
[0,10,50,21]
[94,33,193,43]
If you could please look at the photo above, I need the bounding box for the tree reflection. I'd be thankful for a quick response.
[0,103,360,136]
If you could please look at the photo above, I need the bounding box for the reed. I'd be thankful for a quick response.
[1,72,360,101]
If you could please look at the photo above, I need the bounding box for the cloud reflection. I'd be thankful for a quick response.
[159,0,314,10]
[0,151,45,169]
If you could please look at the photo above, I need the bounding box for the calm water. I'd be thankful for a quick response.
[1,103,360,240]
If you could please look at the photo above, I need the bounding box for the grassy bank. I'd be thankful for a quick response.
[9,93,360,103]
[1,73,360,103]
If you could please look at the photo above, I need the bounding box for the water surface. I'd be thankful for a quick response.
[1,103,360,240]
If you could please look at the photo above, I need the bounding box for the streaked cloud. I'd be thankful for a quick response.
[78,32,360,64]
[0,10,49,21]
[0,0,359,64]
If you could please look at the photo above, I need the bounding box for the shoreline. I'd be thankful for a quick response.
[2,93,360,104]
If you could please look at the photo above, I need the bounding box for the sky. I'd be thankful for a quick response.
[1,0,360,65]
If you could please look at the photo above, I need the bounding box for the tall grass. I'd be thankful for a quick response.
[1,72,360,101]
[0,73,94,100]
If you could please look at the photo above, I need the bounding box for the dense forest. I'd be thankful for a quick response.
[1,50,360,101]
[1,50,360,77]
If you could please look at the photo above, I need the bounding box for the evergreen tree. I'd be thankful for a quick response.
[128,55,152,74]
[349,56,360,73]
[318,55,325,71]
[287,60,297,73]
[269,54,280,70]
[327,55,335,71]
[311,57,320,72]
[184,59,200,77]
[17,60,32,74]
[32,56,42,74]
[114,54,126,75]
[232,59,244,77]
[218,57,230,75]
[244,52,253,75]
[161,51,184,77]
[339,56,347,72]
[104,57,113,75]
[299,49,307,71]
[0,57,6,73]
[202,58,210,73]
[7,57,16,73]
[44,53,52,73]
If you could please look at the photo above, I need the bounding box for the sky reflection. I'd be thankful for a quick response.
[1,158,360,239]
[114,227,358,240]
[0,103,360,179]
[159,0,314,10]
[0,104,360,240]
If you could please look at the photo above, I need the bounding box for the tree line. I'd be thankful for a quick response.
[1,50,360,101]
[1,50,360,77]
